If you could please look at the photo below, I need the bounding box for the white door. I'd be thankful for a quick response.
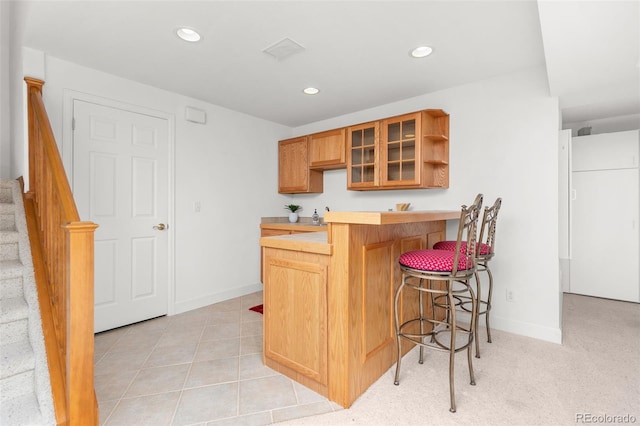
[72,99,170,332]
[570,168,639,302]
[570,130,640,303]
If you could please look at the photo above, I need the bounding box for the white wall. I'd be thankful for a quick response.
[0,1,9,178]
[30,53,294,314]
[293,67,563,343]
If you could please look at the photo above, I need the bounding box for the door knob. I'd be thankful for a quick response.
[153,223,167,231]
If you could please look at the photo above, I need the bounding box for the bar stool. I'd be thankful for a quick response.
[434,197,502,358]
[393,194,482,413]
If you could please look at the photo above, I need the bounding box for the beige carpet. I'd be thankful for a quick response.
[280,293,640,425]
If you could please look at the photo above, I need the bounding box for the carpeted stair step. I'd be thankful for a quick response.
[1,340,35,380]
[0,184,13,203]
[0,368,35,401]
[0,203,16,232]
[0,259,24,282]
[0,179,55,425]
[0,297,29,346]
[1,296,29,325]
[0,276,24,300]
[0,230,20,261]
[0,392,44,426]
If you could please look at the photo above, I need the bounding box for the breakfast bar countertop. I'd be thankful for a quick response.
[323,209,460,225]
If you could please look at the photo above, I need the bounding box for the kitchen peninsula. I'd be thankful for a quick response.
[259,210,460,408]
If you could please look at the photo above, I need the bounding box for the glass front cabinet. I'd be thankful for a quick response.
[347,109,449,190]
[347,121,379,189]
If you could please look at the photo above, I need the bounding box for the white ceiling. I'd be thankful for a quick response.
[16,0,640,128]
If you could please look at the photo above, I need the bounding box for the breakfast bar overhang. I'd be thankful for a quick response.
[259,210,460,408]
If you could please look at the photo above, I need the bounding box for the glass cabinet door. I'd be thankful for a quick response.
[347,122,379,189]
[381,113,421,186]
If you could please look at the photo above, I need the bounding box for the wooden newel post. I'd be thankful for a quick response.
[64,221,99,426]
[24,78,44,193]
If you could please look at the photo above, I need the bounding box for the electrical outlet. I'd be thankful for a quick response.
[194,201,201,213]
[506,288,517,303]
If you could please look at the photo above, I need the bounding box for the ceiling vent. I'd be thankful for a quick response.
[262,37,306,61]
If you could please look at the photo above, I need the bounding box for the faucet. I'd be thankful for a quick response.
[325,206,330,212]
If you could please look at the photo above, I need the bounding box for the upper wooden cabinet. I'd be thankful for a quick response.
[279,109,449,193]
[278,136,323,194]
[309,128,346,170]
[347,121,379,189]
[348,109,449,190]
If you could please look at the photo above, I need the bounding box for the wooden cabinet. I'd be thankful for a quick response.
[279,128,346,194]
[262,248,330,394]
[347,121,379,189]
[421,109,450,188]
[348,109,449,190]
[279,109,449,192]
[309,128,346,170]
[381,112,421,187]
[278,137,323,194]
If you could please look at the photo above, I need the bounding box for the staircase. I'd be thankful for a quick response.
[0,179,55,425]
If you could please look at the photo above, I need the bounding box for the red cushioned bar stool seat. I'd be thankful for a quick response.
[399,249,474,272]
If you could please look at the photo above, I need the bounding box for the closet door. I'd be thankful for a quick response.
[570,168,639,302]
[570,130,639,302]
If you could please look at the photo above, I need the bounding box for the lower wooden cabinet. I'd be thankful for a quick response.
[262,249,330,394]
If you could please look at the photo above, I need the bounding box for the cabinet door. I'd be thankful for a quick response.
[381,112,421,187]
[310,128,346,170]
[278,137,323,194]
[264,257,328,385]
[347,122,379,189]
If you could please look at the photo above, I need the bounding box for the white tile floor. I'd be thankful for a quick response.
[94,291,342,425]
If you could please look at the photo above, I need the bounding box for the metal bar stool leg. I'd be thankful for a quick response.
[393,277,406,386]
[448,285,457,413]
[485,265,494,343]
[418,278,425,364]
[467,282,477,386]
[473,270,482,358]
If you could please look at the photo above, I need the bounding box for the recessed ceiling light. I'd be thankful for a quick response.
[303,87,320,95]
[176,27,201,42]
[410,46,433,58]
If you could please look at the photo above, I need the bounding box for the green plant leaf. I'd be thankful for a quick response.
[284,204,302,212]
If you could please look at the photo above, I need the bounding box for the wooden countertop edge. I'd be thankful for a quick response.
[323,210,460,225]
[260,236,332,255]
[260,223,328,232]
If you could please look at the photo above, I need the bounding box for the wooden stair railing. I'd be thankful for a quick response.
[23,77,99,426]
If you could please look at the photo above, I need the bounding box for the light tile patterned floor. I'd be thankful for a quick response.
[94,291,342,425]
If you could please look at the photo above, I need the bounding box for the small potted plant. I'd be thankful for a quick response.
[285,204,302,223]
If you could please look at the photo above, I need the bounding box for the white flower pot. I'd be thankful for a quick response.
[288,212,299,223]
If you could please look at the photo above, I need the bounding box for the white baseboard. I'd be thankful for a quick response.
[454,311,562,344]
[490,314,562,344]
[171,283,263,315]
